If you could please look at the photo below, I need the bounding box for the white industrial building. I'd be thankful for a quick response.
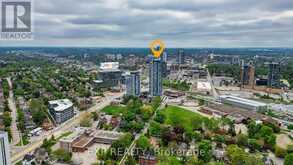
[219,95,267,111]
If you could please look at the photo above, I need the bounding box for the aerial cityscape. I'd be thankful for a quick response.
[1,1,293,165]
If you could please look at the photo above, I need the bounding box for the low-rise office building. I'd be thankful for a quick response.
[59,131,83,152]
[92,130,124,144]
[72,136,95,152]
[48,99,74,124]
[59,129,124,153]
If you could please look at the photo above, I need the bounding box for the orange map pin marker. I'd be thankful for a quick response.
[149,39,165,58]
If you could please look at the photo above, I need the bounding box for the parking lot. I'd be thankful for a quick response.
[71,143,110,165]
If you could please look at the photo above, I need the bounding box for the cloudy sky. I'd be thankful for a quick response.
[2,0,293,47]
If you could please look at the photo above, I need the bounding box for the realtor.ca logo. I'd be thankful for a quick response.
[1,0,33,40]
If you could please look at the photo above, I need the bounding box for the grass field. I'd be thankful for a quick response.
[161,105,206,132]
[57,131,73,140]
[101,105,125,115]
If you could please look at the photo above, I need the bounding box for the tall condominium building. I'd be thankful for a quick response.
[0,131,11,165]
[176,49,185,64]
[162,52,168,63]
[161,52,168,78]
[161,61,168,78]
[126,71,141,96]
[268,62,281,88]
[149,58,162,97]
[49,99,74,124]
[240,61,255,87]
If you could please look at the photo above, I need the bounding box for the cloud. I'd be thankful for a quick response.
[1,0,293,47]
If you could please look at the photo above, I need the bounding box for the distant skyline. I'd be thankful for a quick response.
[1,0,293,48]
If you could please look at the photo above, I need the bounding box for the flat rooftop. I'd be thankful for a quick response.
[93,130,123,140]
[60,132,80,143]
[197,81,212,91]
[73,136,94,148]
[49,99,73,112]
[207,103,272,121]
[99,62,120,71]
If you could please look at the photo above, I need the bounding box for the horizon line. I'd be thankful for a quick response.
[1,46,293,49]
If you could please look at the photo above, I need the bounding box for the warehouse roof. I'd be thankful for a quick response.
[220,95,267,107]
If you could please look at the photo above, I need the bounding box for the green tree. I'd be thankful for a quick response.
[198,140,212,163]
[17,109,25,132]
[126,98,142,113]
[236,134,248,147]
[91,112,99,121]
[149,121,162,137]
[123,111,135,121]
[154,111,165,123]
[264,122,280,133]
[30,99,47,125]
[247,121,276,149]
[284,153,293,165]
[203,118,219,132]
[53,149,72,163]
[198,99,205,106]
[125,156,136,165]
[186,157,204,165]
[258,125,276,147]
[287,144,293,154]
[80,113,92,127]
[287,124,293,130]
[214,134,225,144]
[207,162,225,165]
[137,135,151,150]
[32,110,46,125]
[3,112,12,127]
[247,139,262,152]
[151,96,161,110]
[140,105,154,121]
[247,121,261,138]
[274,146,287,158]
[96,148,107,161]
[110,133,133,160]
[226,145,264,165]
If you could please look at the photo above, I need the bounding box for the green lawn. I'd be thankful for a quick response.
[101,105,125,116]
[161,105,207,132]
[57,131,73,141]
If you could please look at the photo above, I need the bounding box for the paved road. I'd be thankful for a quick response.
[7,77,21,146]
[11,93,123,164]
